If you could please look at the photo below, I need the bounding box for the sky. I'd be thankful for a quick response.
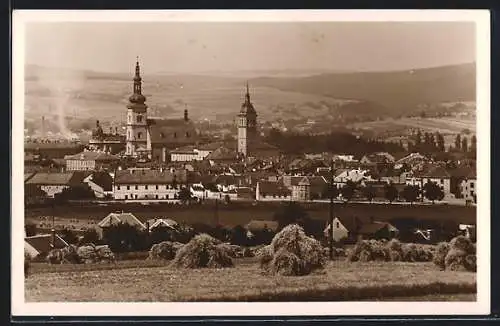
[25,22,476,74]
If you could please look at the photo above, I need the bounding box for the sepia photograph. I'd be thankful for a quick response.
[12,10,490,317]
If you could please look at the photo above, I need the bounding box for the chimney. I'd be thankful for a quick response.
[184,108,189,121]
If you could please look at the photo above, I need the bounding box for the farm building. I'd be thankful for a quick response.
[255,181,292,201]
[146,218,178,231]
[323,217,350,242]
[25,233,69,260]
[245,220,279,238]
[358,221,399,240]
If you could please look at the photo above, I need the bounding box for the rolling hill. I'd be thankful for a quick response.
[250,63,476,116]
[23,63,476,137]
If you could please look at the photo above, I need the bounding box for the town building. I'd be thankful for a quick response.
[88,120,126,154]
[113,168,189,200]
[236,83,279,158]
[255,181,292,201]
[25,172,86,198]
[64,150,119,171]
[291,177,311,201]
[124,59,198,161]
[460,170,477,202]
[406,165,452,196]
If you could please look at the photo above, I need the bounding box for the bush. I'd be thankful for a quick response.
[260,224,326,276]
[148,241,183,260]
[171,234,234,269]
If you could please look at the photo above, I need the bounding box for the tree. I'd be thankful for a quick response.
[340,181,356,202]
[229,225,248,246]
[60,228,78,245]
[362,184,376,202]
[415,129,422,150]
[470,134,477,152]
[81,228,99,245]
[273,201,310,230]
[401,185,420,204]
[423,181,445,204]
[148,226,177,245]
[102,223,148,253]
[384,183,399,203]
[436,132,445,152]
[25,223,37,237]
[454,134,462,151]
[322,183,339,200]
[461,137,468,152]
[177,187,192,204]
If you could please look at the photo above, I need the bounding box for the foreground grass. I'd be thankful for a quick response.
[25,259,476,302]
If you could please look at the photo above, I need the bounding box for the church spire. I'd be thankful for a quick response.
[133,56,142,95]
[245,81,250,103]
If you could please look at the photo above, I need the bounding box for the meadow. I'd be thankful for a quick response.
[25,258,476,302]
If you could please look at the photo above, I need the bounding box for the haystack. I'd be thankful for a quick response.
[171,234,234,269]
[77,244,99,264]
[96,245,116,263]
[433,236,476,272]
[348,239,390,262]
[259,224,326,276]
[148,241,183,260]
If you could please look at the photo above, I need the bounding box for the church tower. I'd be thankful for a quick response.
[125,58,148,157]
[237,82,258,156]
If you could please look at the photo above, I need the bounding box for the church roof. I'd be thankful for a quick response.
[148,118,198,145]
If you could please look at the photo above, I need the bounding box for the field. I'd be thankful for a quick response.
[25,258,476,302]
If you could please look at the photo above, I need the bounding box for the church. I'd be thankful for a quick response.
[124,59,277,162]
[125,59,198,161]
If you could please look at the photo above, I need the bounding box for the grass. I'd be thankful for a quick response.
[25,259,476,302]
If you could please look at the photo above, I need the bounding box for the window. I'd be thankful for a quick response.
[173,132,177,138]
[156,185,159,190]
[137,115,143,123]
[470,190,474,196]
[470,183,474,189]
[440,179,444,184]
[336,222,340,228]
[145,185,148,190]
[125,195,128,199]
[155,195,158,199]
[117,186,120,190]
[138,132,142,139]
[186,132,190,138]
[135,185,138,190]
[135,194,138,199]
[127,186,130,190]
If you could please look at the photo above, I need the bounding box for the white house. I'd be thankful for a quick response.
[256,181,292,201]
[113,168,188,200]
[323,217,350,242]
[170,146,210,162]
[460,170,477,202]
[406,165,451,196]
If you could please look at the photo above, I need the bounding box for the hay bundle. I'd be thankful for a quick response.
[433,236,476,272]
[61,244,80,263]
[46,248,64,264]
[386,239,403,261]
[348,239,390,262]
[171,234,234,269]
[256,245,274,269]
[77,244,99,264]
[96,245,116,263]
[148,241,182,260]
[432,242,450,270]
[260,224,326,276]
